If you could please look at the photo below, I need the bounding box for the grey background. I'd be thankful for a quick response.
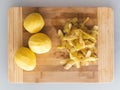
[0,0,120,90]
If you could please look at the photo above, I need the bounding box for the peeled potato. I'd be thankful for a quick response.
[28,33,52,54]
[24,13,45,33]
[14,47,36,71]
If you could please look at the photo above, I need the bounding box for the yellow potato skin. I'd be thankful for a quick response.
[14,47,36,71]
[28,33,52,54]
[24,13,45,33]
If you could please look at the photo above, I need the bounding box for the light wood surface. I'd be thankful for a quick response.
[8,7,23,83]
[8,7,114,83]
[97,7,114,82]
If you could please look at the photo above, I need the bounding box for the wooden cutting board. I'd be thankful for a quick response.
[8,7,114,83]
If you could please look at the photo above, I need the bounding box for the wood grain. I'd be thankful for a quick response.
[8,7,23,83]
[8,7,114,83]
[97,7,114,82]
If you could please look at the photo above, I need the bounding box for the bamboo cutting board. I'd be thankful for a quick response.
[8,7,114,83]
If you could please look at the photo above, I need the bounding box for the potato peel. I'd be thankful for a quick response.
[57,17,98,70]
